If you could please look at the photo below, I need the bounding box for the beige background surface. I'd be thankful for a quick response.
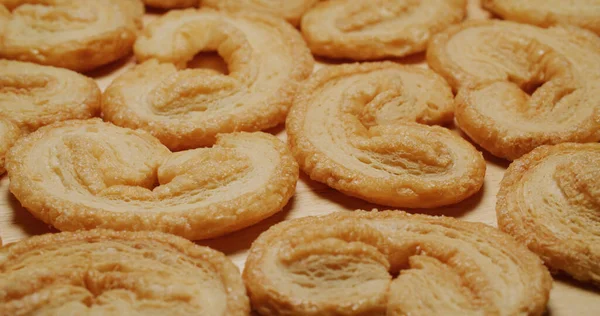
[0,0,598,314]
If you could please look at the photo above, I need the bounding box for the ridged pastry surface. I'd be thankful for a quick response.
[0,0,144,72]
[301,0,466,60]
[0,117,20,175]
[286,62,485,208]
[244,210,552,315]
[482,0,600,35]
[203,0,320,26]
[5,119,298,240]
[102,9,313,150]
[0,230,249,315]
[428,20,600,160]
[497,143,600,285]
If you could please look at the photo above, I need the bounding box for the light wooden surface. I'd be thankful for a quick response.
[1,1,598,314]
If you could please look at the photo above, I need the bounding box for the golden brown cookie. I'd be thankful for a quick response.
[103,9,313,150]
[6,119,298,240]
[244,210,552,315]
[497,143,600,285]
[428,20,600,160]
[482,0,600,35]
[0,229,249,315]
[0,0,144,72]
[203,0,320,26]
[0,117,20,175]
[286,62,485,208]
[300,0,467,60]
[143,0,198,9]
[0,60,101,132]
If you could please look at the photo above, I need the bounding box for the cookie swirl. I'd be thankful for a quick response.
[203,0,320,26]
[244,210,552,315]
[103,9,313,150]
[0,230,249,315]
[0,0,144,72]
[5,119,298,240]
[428,20,600,160]
[497,143,600,285]
[300,0,466,60]
[286,62,485,208]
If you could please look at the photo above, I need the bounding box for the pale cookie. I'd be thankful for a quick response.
[0,117,20,175]
[144,0,198,9]
[103,9,313,150]
[0,0,144,72]
[0,60,101,132]
[286,62,485,208]
[301,0,467,60]
[0,230,249,315]
[6,119,298,240]
[497,143,600,286]
[428,20,600,160]
[244,210,552,315]
[483,0,600,35]
[203,0,320,26]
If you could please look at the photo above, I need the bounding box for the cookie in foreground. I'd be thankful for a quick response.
[286,62,485,208]
[6,119,298,240]
[244,210,552,315]
[0,0,144,72]
[482,0,600,35]
[103,8,313,150]
[497,143,600,286]
[428,20,600,160]
[0,229,249,315]
[301,0,467,60]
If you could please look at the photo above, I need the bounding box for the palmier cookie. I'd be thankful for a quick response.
[497,143,600,285]
[0,0,144,72]
[0,117,20,175]
[244,210,552,315]
[0,230,249,315]
[143,0,198,9]
[428,20,600,160]
[203,0,320,26]
[0,60,101,132]
[300,0,466,60]
[482,0,600,35]
[5,119,298,240]
[102,9,313,150]
[286,62,485,208]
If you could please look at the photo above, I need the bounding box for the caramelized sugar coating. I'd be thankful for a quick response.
[428,20,600,160]
[483,0,600,35]
[0,117,20,175]
[203,0,320,26]
[286,62,485,208]
[497,143,600,285]
[143,0,198,9]
[244,210,552,315]
[300,0,466,60]
[0,230,249,315]
[103,9,313,150]
[0,60,101,132]
[6,119,298,240]
[0,0,144,72]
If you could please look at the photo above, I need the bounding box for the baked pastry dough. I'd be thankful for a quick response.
[0,117,20,175]
[0,60,101,132]
[428,20,600,160]
[203,0,320,26]
[5,119,298,240]
[0,229,249,315]
[103,9,313,150]
[301,0,466,60]
[144,0,198,9]
[497,143,600,285]
[482,0,600,35]
[0,0,144,72]
[286,62,485,208]
[244,210,552,315]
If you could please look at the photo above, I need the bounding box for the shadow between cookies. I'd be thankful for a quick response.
[6,190,55,236]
